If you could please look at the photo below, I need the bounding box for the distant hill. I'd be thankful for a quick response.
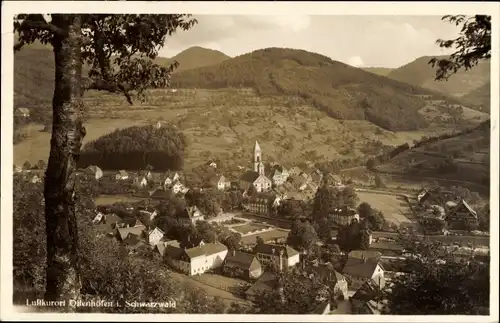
[461,82,491,113]
[388,56,490,104]
[171,47,469,132]
[164,46,231,73]
[363,67,393,76]
[13,45,230,114]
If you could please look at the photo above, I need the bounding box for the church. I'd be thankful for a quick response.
[239,141,272,193]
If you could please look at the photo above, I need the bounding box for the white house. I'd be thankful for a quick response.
[92,212,105,224]
[31,174,42,184]
[253,244,300,271]
[164,176,173,188]
[172,181,187,194]
[148,227,165,246]
[165,242,228,276]
[342,255,385,290]
[213,175,231,191]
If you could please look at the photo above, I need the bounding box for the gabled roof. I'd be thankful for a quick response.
[253,244,299,258]
[342,257,381,279]
[348,250,382,261]
[117,170,128,176]
[309,262,345,283]
[245,271,277,297]
[116,226,145,241]
[254,141,261,151]
[225,251,261,271]
[185,242,228,259]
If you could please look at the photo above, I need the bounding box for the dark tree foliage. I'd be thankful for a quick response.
[287,219,318,252]
[312,185,358,221]
[79,124,186,171]
[429,15,491,81]
[14,13,197,302]
[387,234,490,315]
[250,269,332,314]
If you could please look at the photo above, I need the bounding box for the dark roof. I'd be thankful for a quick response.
[165,245,185,260]
[240,170,260,183]
[116,226,145,241]
[348,250,382,261]
[309,262,345,283]
[253,244,299,258]
[342,258,381,278]
[150,189,171,199]
[351,280,379,302]
[225,251,261,271]
[245,271,277,297]
[369,241,404,252]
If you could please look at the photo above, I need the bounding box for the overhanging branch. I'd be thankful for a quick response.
[84,79,133,105]
[19,19,66,36]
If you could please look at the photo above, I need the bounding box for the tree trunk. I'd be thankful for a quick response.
[44,14,84,303]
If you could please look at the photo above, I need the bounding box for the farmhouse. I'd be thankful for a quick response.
[165,242,228,276]
[342,254,385,290]
[308,261,349,300]
[253,244,300,271]
[446,199,478,229]
[223,250,263,280]
[209,174,231,191]
[85,165,103,180]
[115,226,146,242]
[147,227,165,246]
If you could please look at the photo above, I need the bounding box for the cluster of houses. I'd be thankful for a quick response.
[91,206,388,314]
[416,188,479,231]
[233,141,344,216]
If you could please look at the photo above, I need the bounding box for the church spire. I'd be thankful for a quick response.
[254,141,262,172]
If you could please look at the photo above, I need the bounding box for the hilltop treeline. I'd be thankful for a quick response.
[172,47,463,131]
[78,125,186,171]
[366,120,490,169]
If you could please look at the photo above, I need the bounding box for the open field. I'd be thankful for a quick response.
[14,119,146,166]
[169,271,250,306]
[231,223,271,235]
[356,191,414,226]
[95,194,145,206]
[14,88,485,170]
[190,273,250,295]
[240,228,290,246]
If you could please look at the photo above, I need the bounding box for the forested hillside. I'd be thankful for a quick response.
[388,55,490,102]
[171,47,465,131]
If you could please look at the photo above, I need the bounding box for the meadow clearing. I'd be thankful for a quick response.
[356,191,414,227]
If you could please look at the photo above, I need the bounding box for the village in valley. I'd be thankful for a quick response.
[14,135,490,314]
[10,11,493,316]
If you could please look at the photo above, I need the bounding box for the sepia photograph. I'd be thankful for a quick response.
[1,1,498,321]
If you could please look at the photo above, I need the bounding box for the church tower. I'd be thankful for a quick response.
[254,141,262,172]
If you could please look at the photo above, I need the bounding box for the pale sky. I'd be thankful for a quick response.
[159,15,460,68]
